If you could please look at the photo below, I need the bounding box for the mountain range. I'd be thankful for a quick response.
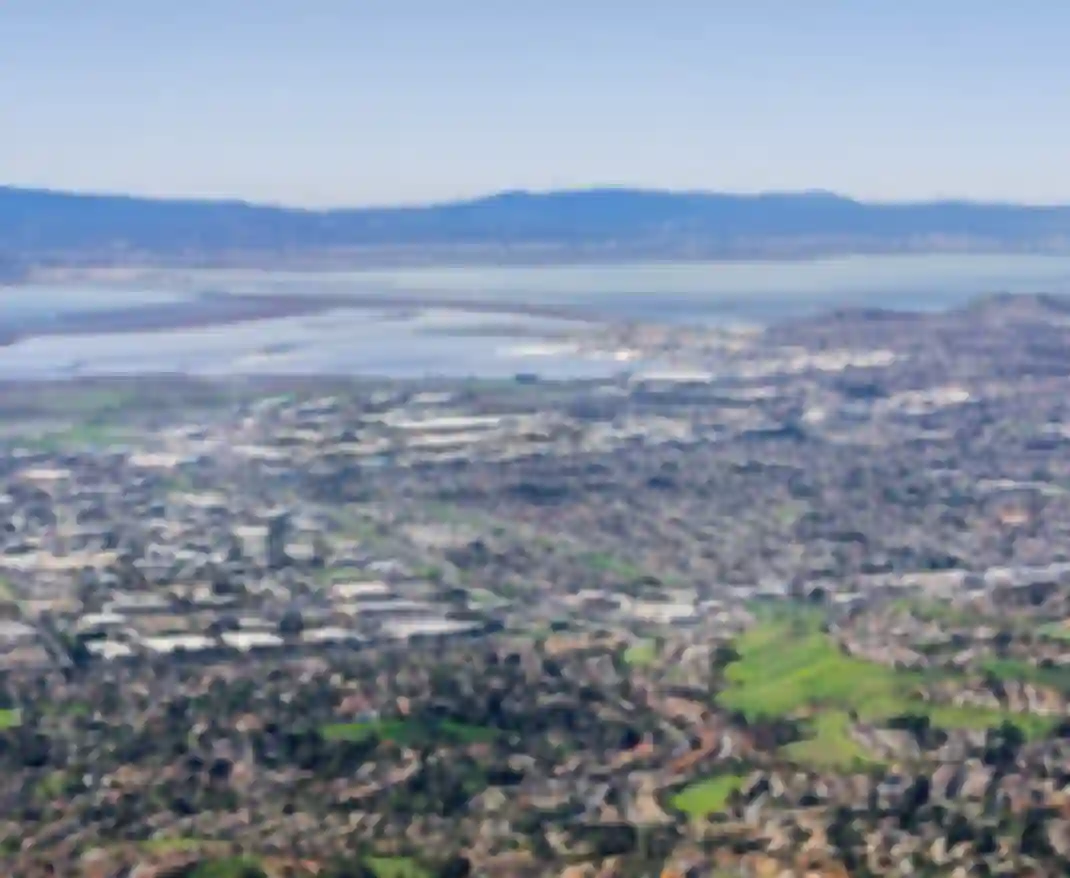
[4,185,1070,272]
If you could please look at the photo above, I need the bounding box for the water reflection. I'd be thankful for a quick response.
[0,309,619,380]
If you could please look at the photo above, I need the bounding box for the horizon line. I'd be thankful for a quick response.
[4,182,1070,214]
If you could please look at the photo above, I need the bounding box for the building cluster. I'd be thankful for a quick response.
[0,294,1069,876]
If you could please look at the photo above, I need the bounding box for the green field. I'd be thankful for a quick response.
[1038,621,1070,641]
[670,774,744,817]
[366,856,430,878]
[578,551,646,581]
[188,858,265,878]
[322,718,495,746]
[720,622,905,721]
[781,710,879,769]
[718,616,1056,767]
[0,709,22,730]
[132,844,428,878]
[624,639,657,667]
[980,657,1070,694]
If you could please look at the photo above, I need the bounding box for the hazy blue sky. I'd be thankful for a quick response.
[4,1,1069,206]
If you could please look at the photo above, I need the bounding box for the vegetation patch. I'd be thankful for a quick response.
[782,710,880,769]
[189,858,266,878]
[624,639,657,667]
[314,567,369,586]
[720,624,904,721]
[36,771,71,799]
[719,618,1057,767]
[140,837,213,854]
[888,597,986,628]
[980,657,1070,694]
[322,718,496,746]
[365,856,430,878]
[925,704,1054,739]
[0,709,22,730]
[579,551,644,580]
[670,774,744,817]
[1037,620,1070,641]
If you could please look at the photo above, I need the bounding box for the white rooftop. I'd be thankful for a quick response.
[0,620,35,640]
[382,618,480,639]
[330,580,392,600]
[78,612,127,630]
[104,592,171,612]
[302,626,363,644]
[338,599,431,615]
[222,630,284,651]
[86,640,135,660]
[140,634,215,653]
[381,414,505,432]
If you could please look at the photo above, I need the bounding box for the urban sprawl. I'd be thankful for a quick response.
[1,294,1069,877]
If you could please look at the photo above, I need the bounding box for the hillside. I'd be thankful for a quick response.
[4,185,1070,269]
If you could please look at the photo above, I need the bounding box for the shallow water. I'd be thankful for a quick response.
[171,253,1070,321]
[4,254,1070,378]
[0,309,614,380]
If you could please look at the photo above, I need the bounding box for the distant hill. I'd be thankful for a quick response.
[4,185,1070,269]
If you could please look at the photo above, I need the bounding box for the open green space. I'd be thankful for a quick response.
[130,843,429,878]
[321,717,496,746]
[36,771,68,799]
[670,774,744,817]
[141,837,214,855]
[0,709,22,730]
[980,657,1070,694]
[718,614,1057,768]
[623,639,657,667]
[720,622,905,721]
[365,856,430,878]
[1038,621,1070,641]
[925,703,1054,739]
[578,551,645,580]
[189,858,265,878]
[782,710,879,770]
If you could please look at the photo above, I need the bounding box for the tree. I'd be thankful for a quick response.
[278,609,304,638]
[320,858,376,878]
[435,855,471,878]
[983,720,1025,771]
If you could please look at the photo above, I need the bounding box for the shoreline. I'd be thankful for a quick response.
[0,290,620,347]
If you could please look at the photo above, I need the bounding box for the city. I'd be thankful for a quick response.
[0,294,1067,875]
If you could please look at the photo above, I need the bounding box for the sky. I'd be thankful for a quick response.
[4,1,1070,207]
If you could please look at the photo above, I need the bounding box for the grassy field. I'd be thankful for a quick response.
[0,709,22,729]
[624,639,658,667]
[127,842,428,878]
[188,858,265,878]
[670,774,744,817]
[579,551,645,580]
[1038,620,1070,641]
[718,614,1056,768]
[980,657,1070,694]
[321,718,495,746]
[925,703,1054,739]
[720,623,905,721]
[366,856,430,878]
[781,710,879,769]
